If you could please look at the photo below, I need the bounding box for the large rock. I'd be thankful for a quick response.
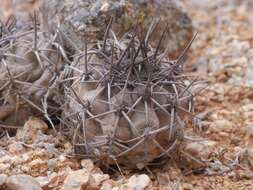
[1,1,193,59]
[41,0,193,58]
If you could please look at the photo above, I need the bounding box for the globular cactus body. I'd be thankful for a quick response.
[62,25,197,169]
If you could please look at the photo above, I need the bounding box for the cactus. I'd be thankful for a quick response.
[61,22,198,169]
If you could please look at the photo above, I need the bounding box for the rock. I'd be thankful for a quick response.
[6,174,42,190]
[208,119,234,134]
[81,159,94,171]
[36,170,68,190]
[117,0,193,59]
[35,176,50,189]
[241,104,253,112]
[205,159,231,175]
[0,174,7,187]
[60,169,90,190]
[0,0,41,22]
[117,174,150,190]
[239,148,253,171]
[61,159,109,190]
[7,141,25,154]
[157,173,171,187]
[87,173,110,189]
[237,123,253,171]
[48,159,57,172]
[186,0,222,9]
[100,180,116,190]
[61,171,150,190]
[3,0,193,59]
[185,140,216,158]
[42,0,192,59]
[236,170,253,179]
[181,183,194,190]
[63,142,73,154]
[0,163,11,174]
[183,140,217,169]
[16,117,48,144]
[246,123,253,146]
[230,136,241,146]
[28,158,48,176]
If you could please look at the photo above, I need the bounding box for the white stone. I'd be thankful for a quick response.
[209,119,234,133]
[87,173,109,189]
[60,169,90,190]
[0,174,7,186]
[6,174,42,190]
[117,174,151,190]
